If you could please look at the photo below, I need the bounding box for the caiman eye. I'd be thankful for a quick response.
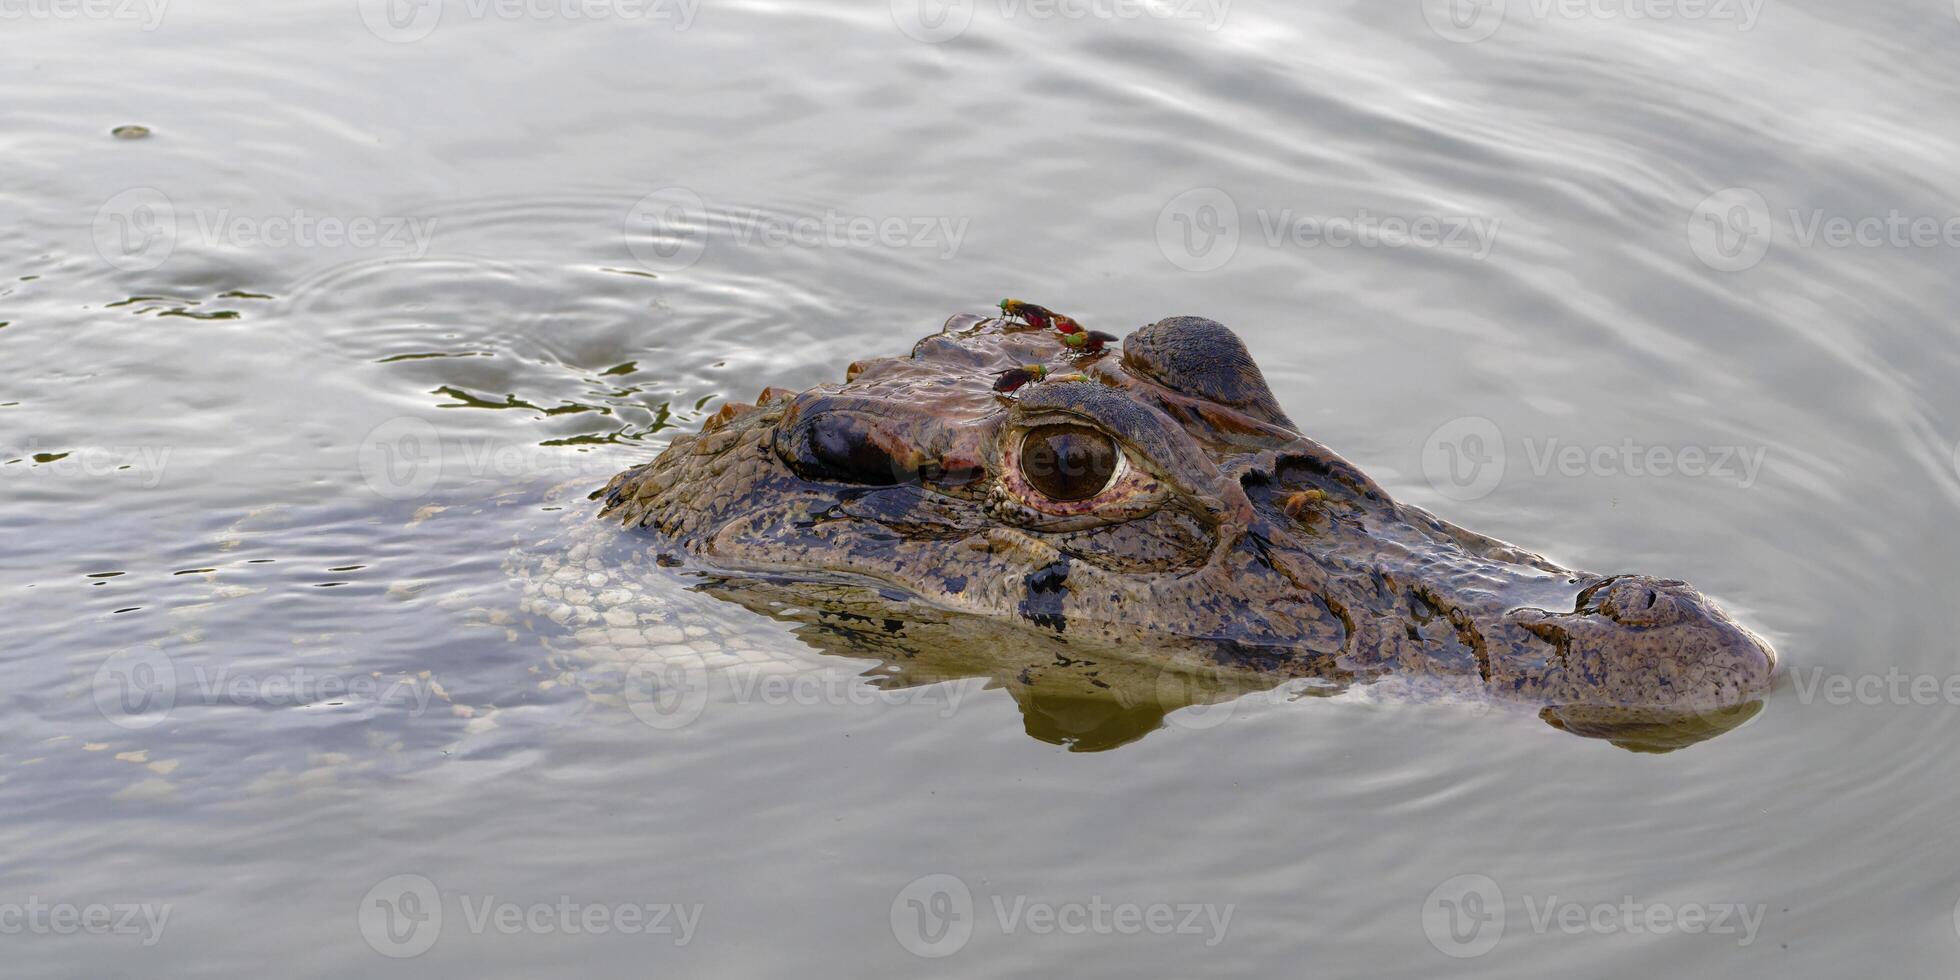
[1019,424,1118,502]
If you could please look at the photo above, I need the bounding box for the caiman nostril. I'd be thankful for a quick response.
[1593,576,1688,627]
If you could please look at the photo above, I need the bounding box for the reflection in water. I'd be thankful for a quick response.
[694,574,1318,753]
[687,569,1763,753]
[1538,701,1764,754]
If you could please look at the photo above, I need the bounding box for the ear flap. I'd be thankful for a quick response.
[1121,316,1293,428]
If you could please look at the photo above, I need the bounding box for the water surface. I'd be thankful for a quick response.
[4,0,1960,974]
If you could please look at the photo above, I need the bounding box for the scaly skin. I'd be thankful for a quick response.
[589,311,1777,749]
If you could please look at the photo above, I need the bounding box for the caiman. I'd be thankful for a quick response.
[532,306,1776,752]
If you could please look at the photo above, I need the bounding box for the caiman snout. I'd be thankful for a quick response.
[774,394,989,489]
[1504,574,1776,710]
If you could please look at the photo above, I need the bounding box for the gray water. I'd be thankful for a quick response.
[5,0,1960,974]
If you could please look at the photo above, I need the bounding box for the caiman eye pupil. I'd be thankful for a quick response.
[1020,424,1118,502]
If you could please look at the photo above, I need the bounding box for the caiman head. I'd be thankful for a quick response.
[597,311,1776,750]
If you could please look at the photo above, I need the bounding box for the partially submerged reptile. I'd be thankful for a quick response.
[557,306,1774,751]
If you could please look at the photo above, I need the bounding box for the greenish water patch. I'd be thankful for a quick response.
[375,351,494,363]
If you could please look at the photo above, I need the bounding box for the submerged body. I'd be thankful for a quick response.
[588,310,1776,749]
